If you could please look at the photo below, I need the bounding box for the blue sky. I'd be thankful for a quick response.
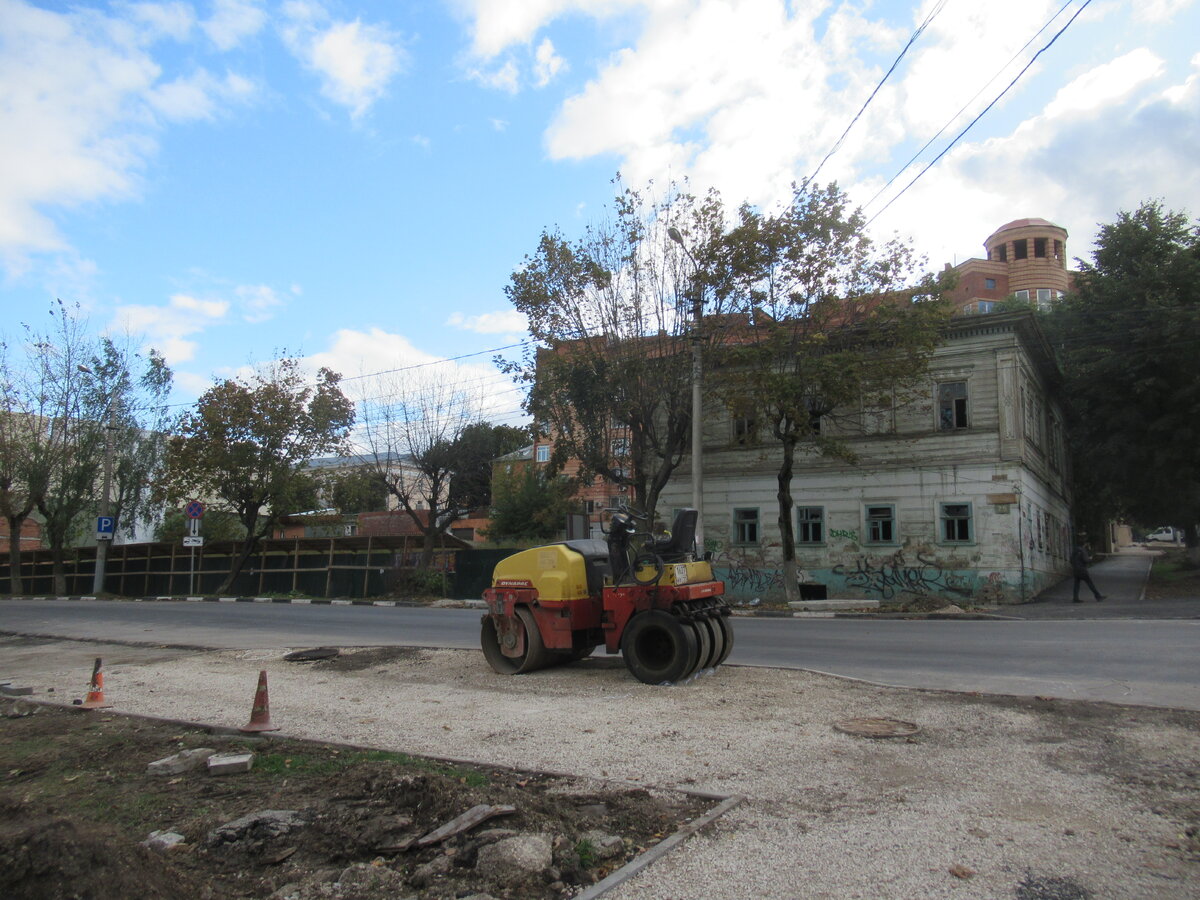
[2,0,1199,429]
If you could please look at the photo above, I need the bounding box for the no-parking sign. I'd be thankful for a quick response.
[184,500,205,520]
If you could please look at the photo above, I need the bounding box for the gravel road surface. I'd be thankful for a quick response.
[1,635,1196,899]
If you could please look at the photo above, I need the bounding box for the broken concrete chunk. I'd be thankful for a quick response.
[142,830,187,852]
[207,752,254,775]
[475,833,553,879]
[1,684,34,696]
[581,829,625,860]
[207,810,307,845]
[147,747,216,775]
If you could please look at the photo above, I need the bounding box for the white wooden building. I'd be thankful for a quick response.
[659,310,1072,605]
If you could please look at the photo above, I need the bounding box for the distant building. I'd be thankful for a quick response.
[945,218,1074,315]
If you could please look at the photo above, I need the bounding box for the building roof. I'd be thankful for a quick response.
[989,217,1064,235]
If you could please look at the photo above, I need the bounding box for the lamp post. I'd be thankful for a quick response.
[78,365,114,594]
[667,226,705,553]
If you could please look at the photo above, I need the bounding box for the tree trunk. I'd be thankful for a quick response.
[1186,522,1199,567]
[216,533,262,595]
[51,551,67,596]
[6,518,25,595]
[776,432,799,605]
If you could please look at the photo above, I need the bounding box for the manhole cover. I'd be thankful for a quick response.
[833,717,920,738]
[283,648,340,662]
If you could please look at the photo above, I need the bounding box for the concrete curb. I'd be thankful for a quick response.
[0,593,1028,620]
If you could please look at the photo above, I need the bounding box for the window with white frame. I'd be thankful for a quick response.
[865,505,896,543]
[796,506,824,544]
[733,508,760,545]
[535,445,550,463]
[940,503,972,543]
[938,381,968,430]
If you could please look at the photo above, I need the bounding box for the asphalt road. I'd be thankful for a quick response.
[2,598,1197,710]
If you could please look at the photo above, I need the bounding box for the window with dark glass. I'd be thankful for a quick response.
[994,244,1008,262]
[1034,237,1047,258]
[941,503,972,542]
[797,507,824,544]
[938,381,968,430]
[985,277,997,290]
[732,413,758,445]
[866,505,895,543]
[733,508,760,545]
[1013,239,1028,260]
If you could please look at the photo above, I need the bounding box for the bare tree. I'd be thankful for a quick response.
[355,372,484,569]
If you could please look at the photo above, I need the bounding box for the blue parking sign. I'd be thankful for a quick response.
[96,516,115,540]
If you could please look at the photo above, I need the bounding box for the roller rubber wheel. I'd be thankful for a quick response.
[713,614,734,666]
[631,552,665,585]
[688,620,711,678]
[620,610,699,685]
[481,607,552,674]
[697,616,724,670]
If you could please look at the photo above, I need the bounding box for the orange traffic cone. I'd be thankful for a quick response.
[239,669,279,733]
[79,657,111,709]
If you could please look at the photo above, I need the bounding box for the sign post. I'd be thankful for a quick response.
[184,501,206,594]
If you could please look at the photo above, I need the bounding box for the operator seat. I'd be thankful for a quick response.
[644,509,698,563]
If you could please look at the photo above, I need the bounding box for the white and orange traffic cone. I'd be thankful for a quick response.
[79,657,111,709]
[239,669,279,733]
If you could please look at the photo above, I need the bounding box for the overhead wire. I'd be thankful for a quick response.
[800,0,951,192]
[861,0,1081,213]
[865,0,1096,226]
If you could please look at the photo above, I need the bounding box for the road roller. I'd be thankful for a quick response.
[480,509,733,684]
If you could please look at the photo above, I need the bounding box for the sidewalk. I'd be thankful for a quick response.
[1009,547,1200,619]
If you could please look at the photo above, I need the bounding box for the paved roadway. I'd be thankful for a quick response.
[1,596,1196,710]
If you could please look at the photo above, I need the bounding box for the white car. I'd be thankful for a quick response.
[1145,527,1177,543]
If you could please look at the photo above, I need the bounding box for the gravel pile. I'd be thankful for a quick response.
[5,639,1198,899]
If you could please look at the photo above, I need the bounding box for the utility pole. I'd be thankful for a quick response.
[667,226,705,553]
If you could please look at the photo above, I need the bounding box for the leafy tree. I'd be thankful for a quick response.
[162,360,354,593]
[445,422,530,511]
[485,465,580,543]
[326,466,389,515]
[1,303,174,594]
[156,508,247,543]
[715,184,953,601]
[503,177,735,524]
[1042,200,1200,553]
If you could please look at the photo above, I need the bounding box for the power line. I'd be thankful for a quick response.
[801,0,951,192]
[866,0,1095,227]
[862,0,1080,213]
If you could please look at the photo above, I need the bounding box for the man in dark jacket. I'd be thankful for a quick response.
[1070,537,1104,602]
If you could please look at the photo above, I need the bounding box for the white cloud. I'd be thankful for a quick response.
[454,0,637,59]
[469,58,520,94]
[124,1,196,41]
[281,3,406,119]
[533,37,566,87]
[235,283,286,323]
[114,292,230,364]
[491,117,509,131]
[202,0,267,50]
[1133,0,1194,24]
[1043,49,1164,119]
[146,68,256,121]
[0,0,257,270]
[446,310,528,334]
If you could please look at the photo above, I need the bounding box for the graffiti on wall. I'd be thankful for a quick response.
[712,550,787,596]
[829,529,859,541]
[832,551,973,601]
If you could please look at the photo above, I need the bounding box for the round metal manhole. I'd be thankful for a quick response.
[833,717,920,739]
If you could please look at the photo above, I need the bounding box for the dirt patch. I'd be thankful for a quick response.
[0,704,713,900]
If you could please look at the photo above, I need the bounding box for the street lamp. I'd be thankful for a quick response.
[667,226,705,553]
[78,365,115,594]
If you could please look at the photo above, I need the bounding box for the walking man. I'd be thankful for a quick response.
[1071,536,1104,603]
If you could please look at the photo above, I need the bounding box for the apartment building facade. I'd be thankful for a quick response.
[656,309,1072,605]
